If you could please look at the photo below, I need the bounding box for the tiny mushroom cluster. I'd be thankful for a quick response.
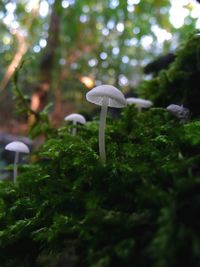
[2,85,154,182]
[5,141,30,182]
[86,84,126,162]
[64,113,86,135]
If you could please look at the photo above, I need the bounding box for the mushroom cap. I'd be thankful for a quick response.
[5,141,30,154]
[86,84,126,108]
[64,113,86,124]
[166,104,190,120]
[166,104,184,113]
[126,97,153,108]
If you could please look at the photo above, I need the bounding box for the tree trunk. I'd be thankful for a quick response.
[30,1,61,125]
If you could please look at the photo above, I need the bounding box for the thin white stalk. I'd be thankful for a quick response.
[137,105,142,112]
[99,97,108,162]
[72,121,77,136]
[13,152,19,183]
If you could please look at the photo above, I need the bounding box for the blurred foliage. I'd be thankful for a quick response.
[0,105,200,266]
[0,0,199,123]
[140,31,200,118]
[12,60,55,139]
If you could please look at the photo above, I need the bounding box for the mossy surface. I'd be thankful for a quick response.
[140,31,200,118]
[0,105,200,267]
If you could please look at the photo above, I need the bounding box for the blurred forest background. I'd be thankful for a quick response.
[0,0,200,135]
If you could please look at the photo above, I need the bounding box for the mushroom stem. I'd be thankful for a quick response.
[99,97,108,162]
[13,152,19,182]
[72,121,77,136]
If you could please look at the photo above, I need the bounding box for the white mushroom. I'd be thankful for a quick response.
[126,97,153,111]
[5,141,30,182]
[64,113,86,135]
[166,104,191,123]
[86,84,126,162]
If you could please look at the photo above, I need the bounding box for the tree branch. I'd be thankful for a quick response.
[0,29,27,91]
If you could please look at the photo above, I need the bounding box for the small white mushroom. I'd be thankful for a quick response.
[5,141,30,182]
[86,84,126,162]
[64,113,86,135]
[126,97,153,111]
[166,104,191,123]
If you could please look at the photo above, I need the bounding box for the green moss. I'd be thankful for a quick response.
[140,31,200,118]
[0,104,200,267]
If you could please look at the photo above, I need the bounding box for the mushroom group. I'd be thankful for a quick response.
[86,84,126,162]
